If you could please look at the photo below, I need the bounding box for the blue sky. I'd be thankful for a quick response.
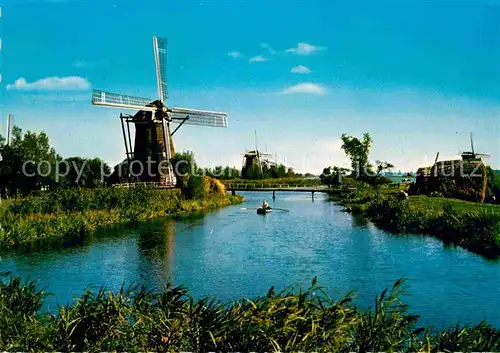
[1,0,499,173]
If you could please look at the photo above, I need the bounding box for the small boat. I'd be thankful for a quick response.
[257,207,272,214]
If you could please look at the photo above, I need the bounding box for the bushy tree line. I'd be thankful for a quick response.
[0,125,110,197]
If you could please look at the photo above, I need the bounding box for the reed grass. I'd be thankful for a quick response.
[0,186,243,251]
[0,274,497,351]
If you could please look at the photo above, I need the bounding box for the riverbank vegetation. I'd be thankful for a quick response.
[321,132,500,258]
[338,183,500,258]
[0,274,498,351]
[0,184,242,251]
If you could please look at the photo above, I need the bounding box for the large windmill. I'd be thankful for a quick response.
[92,36,228,186]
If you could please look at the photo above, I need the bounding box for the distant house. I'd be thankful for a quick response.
[413,156,487,203]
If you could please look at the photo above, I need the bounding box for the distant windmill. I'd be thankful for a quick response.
[460,132,490,160]
[241,130,273,178]
[92,36,228,185]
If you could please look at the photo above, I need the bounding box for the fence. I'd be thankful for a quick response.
[223,183,329,190]
[112,182,175,189]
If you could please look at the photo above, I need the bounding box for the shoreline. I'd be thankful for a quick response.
[0,187,243,252]
[334,187,500,259]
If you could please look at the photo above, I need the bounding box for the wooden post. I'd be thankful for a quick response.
[232,190,235,196]
[312,191,315,200]
[272,190,276,200]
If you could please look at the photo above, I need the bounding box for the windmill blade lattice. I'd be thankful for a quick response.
[92,89,156,111]
[153,36,168,104]
[169,107,228,127]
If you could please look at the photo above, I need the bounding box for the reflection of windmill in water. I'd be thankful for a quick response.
[241,130,275,178]
[92,36,228,185]
[137,219,176,284]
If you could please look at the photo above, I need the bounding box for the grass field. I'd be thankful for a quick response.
[407,195,500,214]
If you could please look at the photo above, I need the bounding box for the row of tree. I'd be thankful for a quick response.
[0,126,110,197]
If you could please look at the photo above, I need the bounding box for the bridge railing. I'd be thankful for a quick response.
[113,182,175,189]
[223,183,328,190]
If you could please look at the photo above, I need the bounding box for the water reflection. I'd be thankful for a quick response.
[351,214,369,228]
[174,211,206,230]
[1,192,499,329]
[137,219,176,287]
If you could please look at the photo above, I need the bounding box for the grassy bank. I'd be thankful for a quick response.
[0,275,498,351]
[340,185,500,258]
[0,186,243,251]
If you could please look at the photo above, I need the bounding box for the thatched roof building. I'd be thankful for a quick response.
[412,157,487,203]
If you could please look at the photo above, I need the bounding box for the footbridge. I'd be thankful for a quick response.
[223,183,333,199]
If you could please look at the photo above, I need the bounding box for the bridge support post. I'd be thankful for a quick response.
[312,191,315,200]
[272,190,276,200]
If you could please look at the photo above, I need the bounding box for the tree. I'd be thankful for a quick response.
[485,166,500,202]
[320,166,349,186]
[340,133,373,178]
[0,126,62,196]
[375,160,395,176]
[59,157,110,188]
[171,151,206,199]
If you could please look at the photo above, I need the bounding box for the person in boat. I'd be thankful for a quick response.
[262,200,272,210]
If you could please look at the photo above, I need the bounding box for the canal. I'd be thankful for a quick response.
[1,191,499,329]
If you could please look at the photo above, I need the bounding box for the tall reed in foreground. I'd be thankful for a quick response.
[0,274,498,351]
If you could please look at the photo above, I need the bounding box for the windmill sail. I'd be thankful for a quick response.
[92,89,157,111]
[91,35,227,187]
[169,107,227,127]
[153,36,168,104]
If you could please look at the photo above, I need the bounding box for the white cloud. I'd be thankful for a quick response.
[283,83,326,95]
[291,65,311,74]
[6,76,91,91]
[227,51,242,58]
[286,42,326,55]
[260,43,276,55]
[249,55,266,63]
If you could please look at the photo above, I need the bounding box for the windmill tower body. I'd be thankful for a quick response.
[129,110,176,182]
[241,131,273,179]
[91,37,228,185]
